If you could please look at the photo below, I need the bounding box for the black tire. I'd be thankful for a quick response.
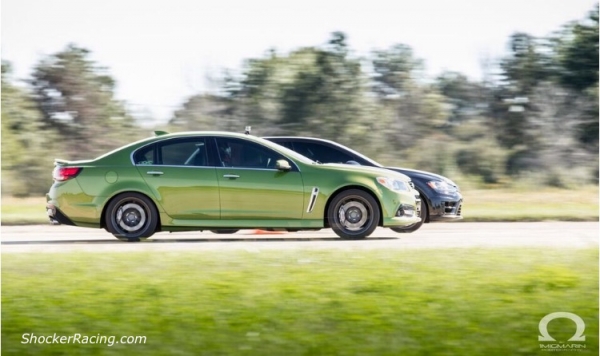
[391,198,427,234]
[327,189,380,239]
[105,193,158,242]
[210,229,239,234]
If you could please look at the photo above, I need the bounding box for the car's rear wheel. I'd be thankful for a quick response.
[105,193,158,242]
[210,229,239,234]
[391,198,426,234]
[328,189,380,239]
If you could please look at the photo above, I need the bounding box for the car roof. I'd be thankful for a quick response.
[143,131,316,164]
[158,131,257,139]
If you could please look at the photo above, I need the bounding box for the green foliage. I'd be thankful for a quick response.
[222,33,369,143]
[390,134,454,175]
[556,4,599,92]
[2,249,598,355]
[448,119,489,141]
[436,71,488,124]
[28,44,141,160]
[2,46,146,195]
[455,140,507,184]
[1,62,59,196]
[371,44,425,97]
[169,94,239,131]
[500,32,552,94]
[576,86,599,151]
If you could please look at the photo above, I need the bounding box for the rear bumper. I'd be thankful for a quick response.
[46,204,76,226]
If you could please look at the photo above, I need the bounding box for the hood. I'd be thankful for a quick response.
[318,163,412,181]
[385,167,458,187]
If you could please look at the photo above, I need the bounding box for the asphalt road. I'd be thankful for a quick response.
[1,222,597,253]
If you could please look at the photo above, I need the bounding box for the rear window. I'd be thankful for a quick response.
[133,145,155,165]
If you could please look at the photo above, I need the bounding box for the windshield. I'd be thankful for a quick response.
[330,142,384,168]
[266,141,316,165]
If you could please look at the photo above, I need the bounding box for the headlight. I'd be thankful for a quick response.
[426,180,458,194]
[377,177,410,192]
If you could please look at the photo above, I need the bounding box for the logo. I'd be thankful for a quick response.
[539,312,586,352]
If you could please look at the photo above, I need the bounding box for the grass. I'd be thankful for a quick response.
[462,186,599,221]
[2,248,598,355]
[1,196,48,225]
[2,186,598,225]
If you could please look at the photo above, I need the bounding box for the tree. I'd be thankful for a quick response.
[223,32,373,148]
[369,44,449,152]
[552,5,599,150]
[2,61,58,196]
[28,44,139,160]
[499,32,552,95]
[556,4,599,92]
[436,71,488,125]
[371,44,424,97]
[515,82,597,185]
[169,94,239,131]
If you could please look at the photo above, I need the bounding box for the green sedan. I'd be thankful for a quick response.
[46,131,421,241]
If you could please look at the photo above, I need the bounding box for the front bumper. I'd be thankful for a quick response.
[383,198,421,227]
[384,215,422,226]
[428,198,463,222]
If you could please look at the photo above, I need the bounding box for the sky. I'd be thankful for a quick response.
[2,0,597,124]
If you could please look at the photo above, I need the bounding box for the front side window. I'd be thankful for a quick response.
[215,137,285,169]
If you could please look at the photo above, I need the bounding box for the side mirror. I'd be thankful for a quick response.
[275,159,292,171]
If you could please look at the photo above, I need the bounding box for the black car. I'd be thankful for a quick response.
[265,137,463,233]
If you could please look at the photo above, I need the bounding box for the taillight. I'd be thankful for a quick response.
[53,167,82,181]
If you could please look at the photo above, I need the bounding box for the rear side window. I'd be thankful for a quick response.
[160,139,209,166]
[134,138,209,166]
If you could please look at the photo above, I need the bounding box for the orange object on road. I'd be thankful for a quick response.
[249,229,287,235]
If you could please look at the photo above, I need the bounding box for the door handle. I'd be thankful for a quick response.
[146,171,164,175]
[223,174,240,179]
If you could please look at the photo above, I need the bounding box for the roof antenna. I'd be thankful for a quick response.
[244,126,251,135]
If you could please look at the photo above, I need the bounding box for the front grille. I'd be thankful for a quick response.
[443,201,461,215]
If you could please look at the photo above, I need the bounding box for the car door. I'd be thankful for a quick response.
[214,137,304,220]
[134,137,220,220]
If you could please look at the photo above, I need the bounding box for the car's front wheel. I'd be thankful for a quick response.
[105,193,158,242]
[391,198,426,234]
[328,189,380,239]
